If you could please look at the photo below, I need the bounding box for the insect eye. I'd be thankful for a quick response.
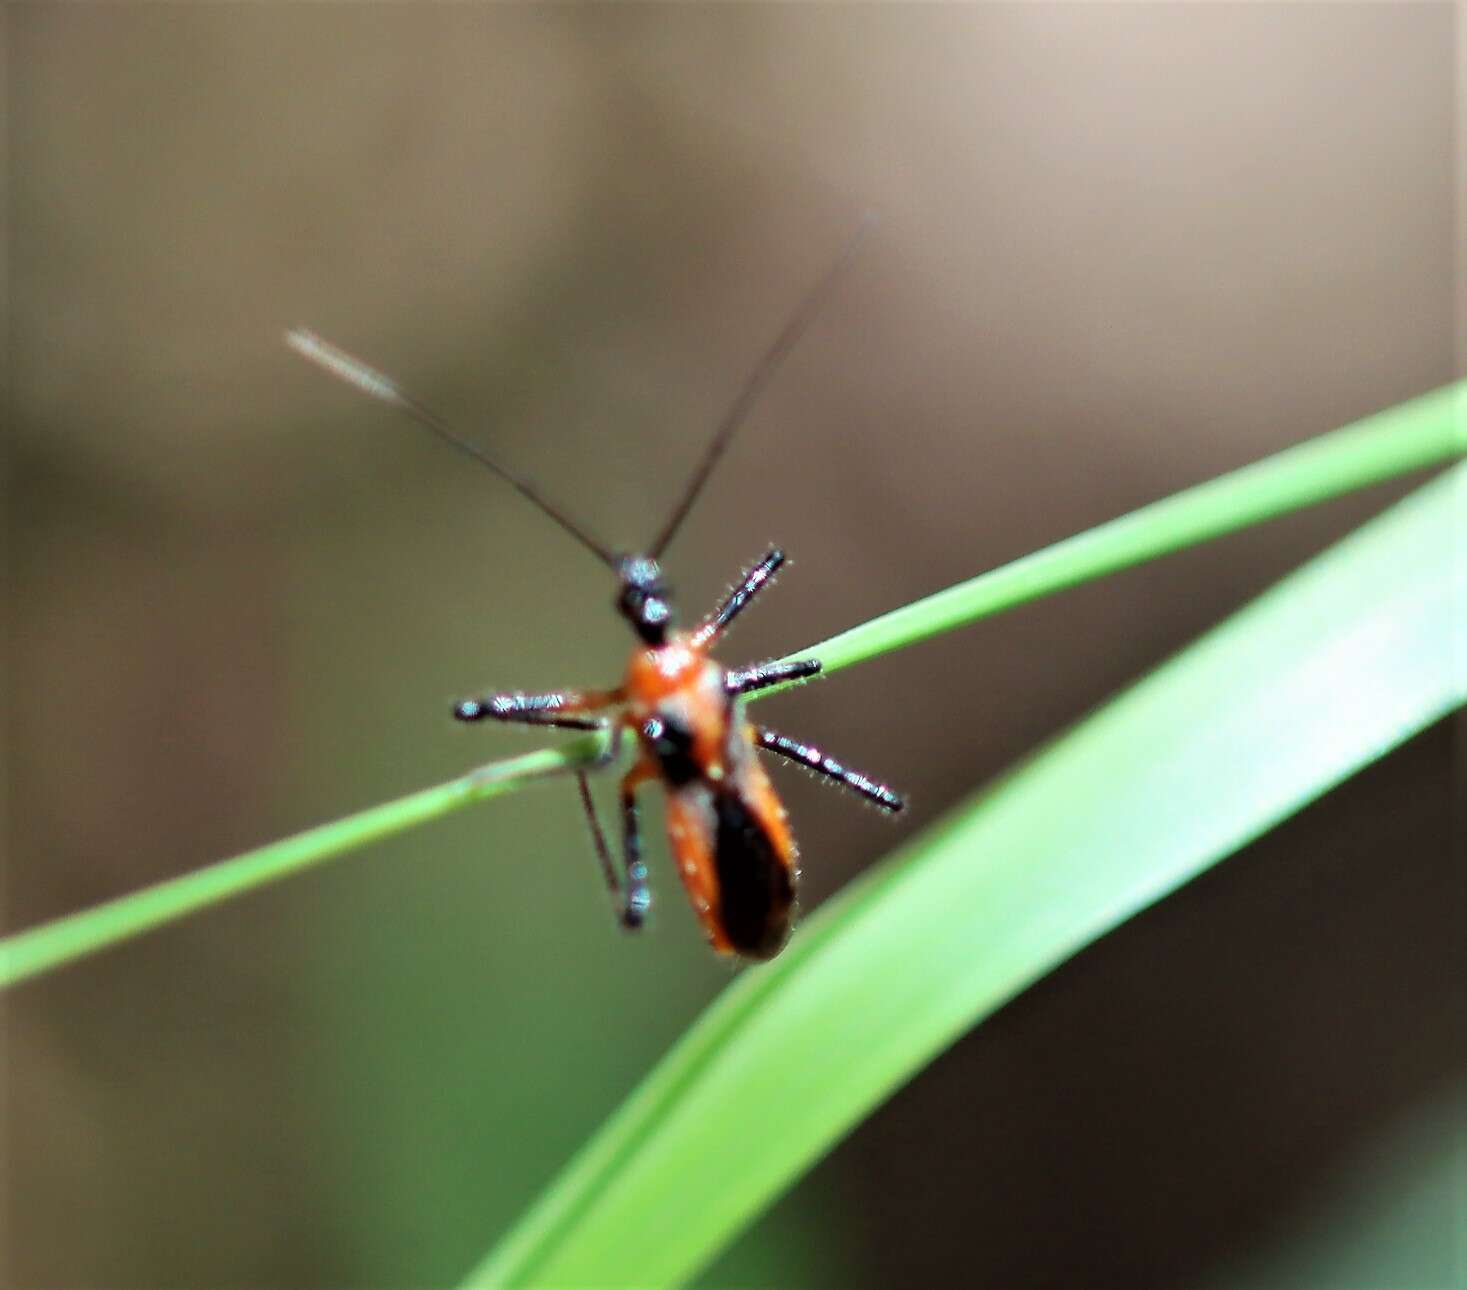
[616,578,673,641]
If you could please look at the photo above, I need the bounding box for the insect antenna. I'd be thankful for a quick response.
[285,328,616,567]
[647,214,875,560]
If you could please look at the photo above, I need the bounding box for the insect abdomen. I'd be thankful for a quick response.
[712,789,794,960]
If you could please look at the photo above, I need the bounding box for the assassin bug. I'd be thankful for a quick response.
[286,230,904,961]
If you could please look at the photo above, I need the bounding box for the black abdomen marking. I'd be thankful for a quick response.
[713,791,794,960]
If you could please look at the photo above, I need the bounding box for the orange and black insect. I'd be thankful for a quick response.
[287,232,904,961]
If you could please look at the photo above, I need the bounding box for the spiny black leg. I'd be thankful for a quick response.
[453,690,613,732]
[620,782,652,928]
[756,727,906,814]
[726,657,822,696]
[694,548,785,645]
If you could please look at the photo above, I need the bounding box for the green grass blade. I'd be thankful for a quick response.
[467,462,1466,1288]
[2,381,1460,991]
[0,740,602,990]
[803,381,1463,676]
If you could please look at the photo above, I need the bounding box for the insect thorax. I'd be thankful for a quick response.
[625,643,732,787]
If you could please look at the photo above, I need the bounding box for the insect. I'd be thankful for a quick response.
[286,230,904,961]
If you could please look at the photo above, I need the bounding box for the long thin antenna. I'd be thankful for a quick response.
[647,215,876,560]
[286,328,616,567]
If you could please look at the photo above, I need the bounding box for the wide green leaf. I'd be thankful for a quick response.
[468,461,1465,1287]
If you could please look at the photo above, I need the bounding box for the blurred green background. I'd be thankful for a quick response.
[4,5,1460,1288]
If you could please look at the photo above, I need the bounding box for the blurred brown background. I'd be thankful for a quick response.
[4,5,1461,1288]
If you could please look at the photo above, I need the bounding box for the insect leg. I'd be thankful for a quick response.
[692,548,785,647]
[755,726,906,814]
[575,744,652,932]
[575,770,622,904]
[452,687,623,731]
[618,761,657,928]
[726,657,822,696]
